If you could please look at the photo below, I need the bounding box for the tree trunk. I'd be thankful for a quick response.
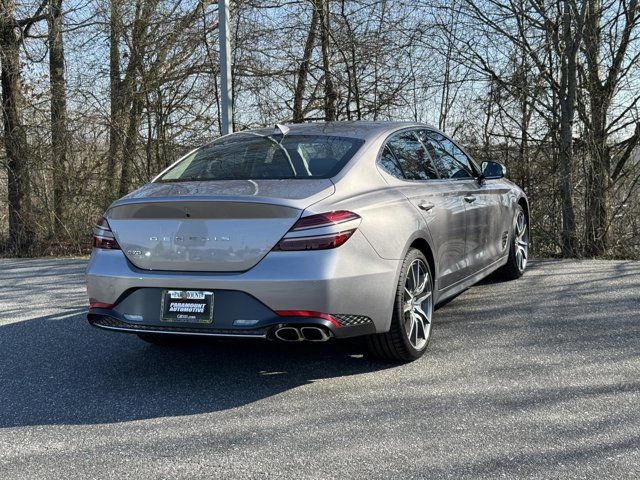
[581,0,639,256]
[317,0,337,121]
[118,89,143,197]
[583,94,610,256]
[339,0,361,120]
[116,0,154,196]
[108,0,156,200]
[349,38,361,119]
[371,1,387,120]
[582,0,614,256]
[107,0,124,205]
[292,3,318,123]
[439,0,457,131]
[558,0,579,256]
[0,0,33,254]
[48,0,68,236]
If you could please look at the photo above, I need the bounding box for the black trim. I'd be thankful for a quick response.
[88,308,376,340]
[88,312,269,337]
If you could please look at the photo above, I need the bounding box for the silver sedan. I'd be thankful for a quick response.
[86,121,529,361]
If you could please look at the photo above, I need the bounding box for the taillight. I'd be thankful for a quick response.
[273,210,360,251]
[273,230,355,251]
[290,210,360,230]
[92,216,120,250]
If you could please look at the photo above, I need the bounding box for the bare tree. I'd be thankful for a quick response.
[455,0,586,255]
[292,2,318,123]
[581,0,640,255]
[318,0,337,121]
[48,0,68,235]
[557,0,587,256]
[0,0,47,254]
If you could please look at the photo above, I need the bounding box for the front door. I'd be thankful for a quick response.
[457,178,512,272]
[419,130,505,276]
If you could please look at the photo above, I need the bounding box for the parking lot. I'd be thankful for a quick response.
[0,258,638,478]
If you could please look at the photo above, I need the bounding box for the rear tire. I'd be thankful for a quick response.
[367,248,434,362]
[498,204,529,280]
[137,333,184,346]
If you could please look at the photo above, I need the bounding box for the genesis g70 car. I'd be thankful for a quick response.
[86,122,529,361]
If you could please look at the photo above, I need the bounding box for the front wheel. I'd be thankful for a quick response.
[367,248,434,362]
[498,204,529,280]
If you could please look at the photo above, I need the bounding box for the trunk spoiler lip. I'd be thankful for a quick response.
[106,198,303,221]
[107,179,337,214]
[109,195,307,209]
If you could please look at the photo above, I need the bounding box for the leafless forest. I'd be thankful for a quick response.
[1,0,639,258]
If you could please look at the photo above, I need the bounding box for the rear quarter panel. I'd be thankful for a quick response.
[305,135,430,263]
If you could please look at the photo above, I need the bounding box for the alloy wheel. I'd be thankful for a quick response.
[403,259,433,350]
[515,210,529,272]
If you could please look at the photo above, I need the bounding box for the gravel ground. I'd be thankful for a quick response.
[0,258,638,479]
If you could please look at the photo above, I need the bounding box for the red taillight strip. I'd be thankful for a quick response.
[273,229,355,251]
[275,310,341,327]
[291,210,360,231]
[272,210,360,251]
[89,302,115,309]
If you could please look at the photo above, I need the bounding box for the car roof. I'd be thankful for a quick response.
[229,121,438,141]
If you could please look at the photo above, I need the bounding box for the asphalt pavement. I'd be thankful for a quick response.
[0,258,638,479]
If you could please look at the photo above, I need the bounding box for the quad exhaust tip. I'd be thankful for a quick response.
[274,326,304,342]
[274,326,330,342]
[300,326,330,342]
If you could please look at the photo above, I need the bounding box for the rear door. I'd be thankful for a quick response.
[382,130,468,289]
[420,130,507,275]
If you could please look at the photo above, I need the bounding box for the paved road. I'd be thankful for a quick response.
[0,259,638,479]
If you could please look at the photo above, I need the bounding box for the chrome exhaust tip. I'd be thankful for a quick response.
[300,326,330,342]
[274,326,304,342]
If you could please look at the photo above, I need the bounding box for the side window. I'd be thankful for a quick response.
[438,135,477,175]
[386,131,439,180]
[379,145,404,179]
[420,130,474,179]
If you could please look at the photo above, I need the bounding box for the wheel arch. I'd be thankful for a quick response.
[407,236,436,286]
[517,195,530,224]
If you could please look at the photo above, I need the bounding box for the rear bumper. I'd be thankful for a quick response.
[85,230,400,335]
[88,309,375,339]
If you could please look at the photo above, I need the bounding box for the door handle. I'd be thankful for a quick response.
[418,202,435,211]
[464,196,477,203]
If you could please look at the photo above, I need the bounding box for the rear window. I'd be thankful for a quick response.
[157,134,364,182]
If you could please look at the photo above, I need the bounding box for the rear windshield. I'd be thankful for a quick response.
[157,134,364,182]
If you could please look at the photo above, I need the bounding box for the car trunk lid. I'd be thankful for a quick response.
[106,179,333,272]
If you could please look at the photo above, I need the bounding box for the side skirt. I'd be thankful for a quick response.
[434,255,509,307]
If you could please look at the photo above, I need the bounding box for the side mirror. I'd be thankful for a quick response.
[481,161,506,179]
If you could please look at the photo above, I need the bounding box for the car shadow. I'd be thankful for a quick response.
[0,310,394,428]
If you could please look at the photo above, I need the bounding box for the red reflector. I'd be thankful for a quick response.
[291,210,360,230]
[275,310,341,327]
[89,301,114,309]
[273,229,355,251]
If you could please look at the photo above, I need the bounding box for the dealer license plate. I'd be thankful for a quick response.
[160,290,214,323]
